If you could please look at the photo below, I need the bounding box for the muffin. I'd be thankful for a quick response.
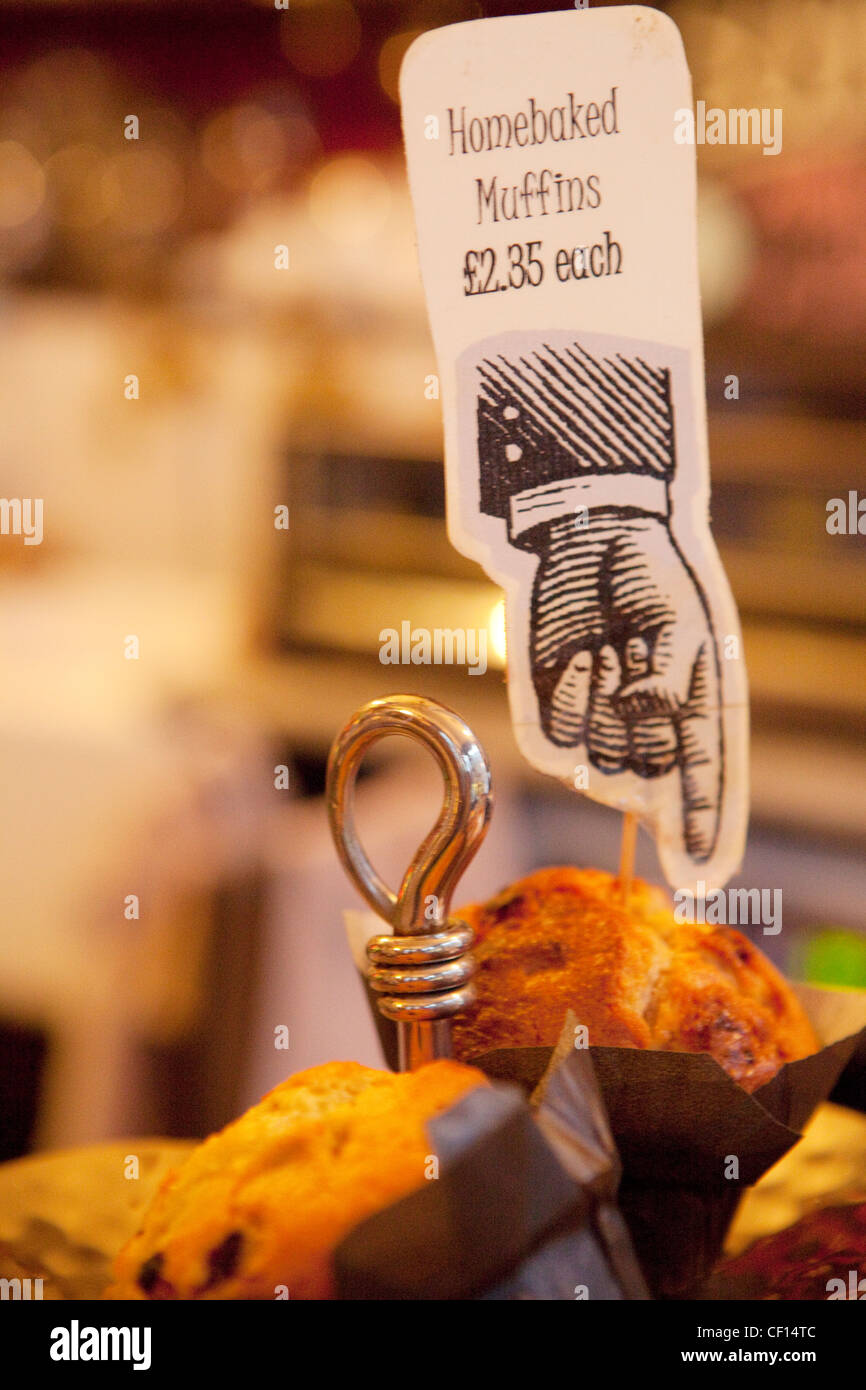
[107,1059,487,1300]
[451,866,818,1093]
[710,1200,866,1299]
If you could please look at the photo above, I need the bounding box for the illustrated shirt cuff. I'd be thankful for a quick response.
[508,474,669,540]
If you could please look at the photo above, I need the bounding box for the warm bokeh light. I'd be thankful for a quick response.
[45,144,108,231]
[100,146,185,236]
[696,177,755,324]
[307,153,390,245]
[282,113,321,170]
[135,105,192,156]
[0,141,45,228]
[489,597,507,668]
[280,0,362,80]
[16,48,114,143]
[200,105,287,194]
[0,105,50,162]
[378,29,425,105]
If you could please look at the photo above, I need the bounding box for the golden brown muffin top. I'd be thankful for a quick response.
[107,1059,486,1301]
[451,866,818,1092]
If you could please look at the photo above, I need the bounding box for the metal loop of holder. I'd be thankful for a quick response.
[326,694,493,1070]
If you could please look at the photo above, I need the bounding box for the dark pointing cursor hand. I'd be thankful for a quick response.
[530,510,723,864]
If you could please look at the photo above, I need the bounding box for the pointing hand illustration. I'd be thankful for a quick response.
[475,338,726,868]
[530,511,723,863]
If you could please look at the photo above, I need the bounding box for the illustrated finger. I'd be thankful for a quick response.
[616,619,696,717]
[630,716,678,777]
[619,635,677,775]
[622,635,651,685]
[548,649,593,746]
[677,638,723,863]
[587,644,629,773]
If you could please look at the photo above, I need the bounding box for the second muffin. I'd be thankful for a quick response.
[451,866,818,1093]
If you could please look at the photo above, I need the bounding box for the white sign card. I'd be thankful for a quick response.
[400,6,748,892]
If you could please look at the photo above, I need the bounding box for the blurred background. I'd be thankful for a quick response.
[0,0,864,1158]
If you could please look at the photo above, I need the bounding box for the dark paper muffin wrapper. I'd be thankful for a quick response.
[333,1033,649,1300]
[353,946,866,1296]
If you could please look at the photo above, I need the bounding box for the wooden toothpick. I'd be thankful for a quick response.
[619,811,638,904]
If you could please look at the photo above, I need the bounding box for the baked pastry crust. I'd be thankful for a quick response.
[713,1201,866,1299]
[451,866,818,1092]
[106,1059,486,1300]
